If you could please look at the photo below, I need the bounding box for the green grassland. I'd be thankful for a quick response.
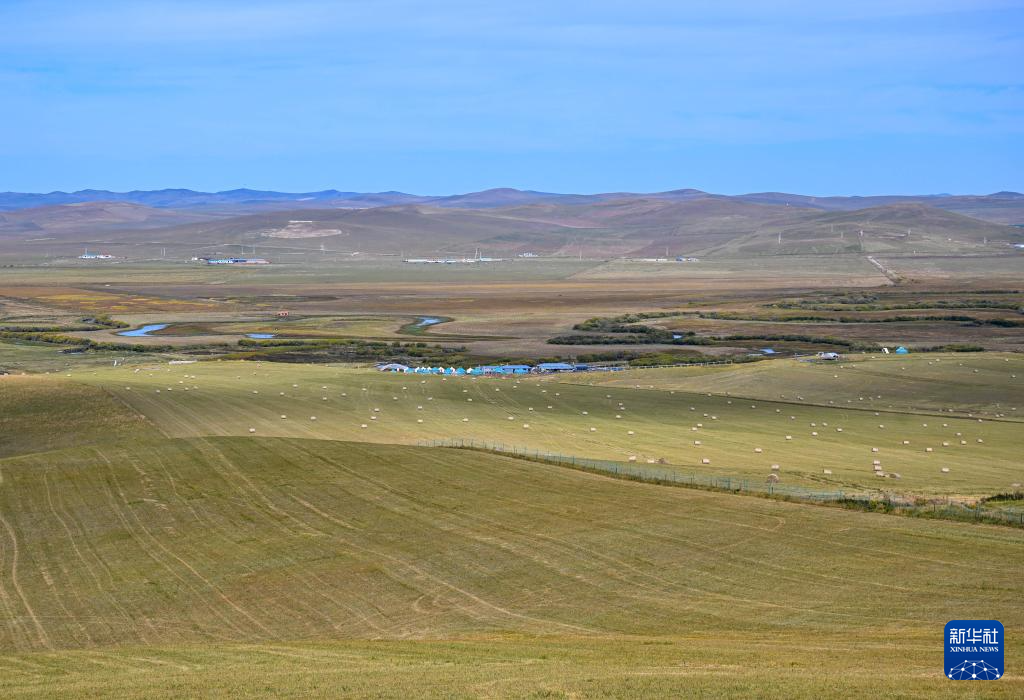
[62,356,1022,498]
[564,353,1024,418]
[0,436,1021,697]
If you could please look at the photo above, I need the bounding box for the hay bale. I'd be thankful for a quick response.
[785,435,793,440]
[770,464,780,471]
[589,427,597,432]
[280,415,287,419]
[811,431,818,436]
[694,440,702,446]
[873,459,881,465]
[940,467,950,473]
[902,440,910,445]
[925,447,933,452]
[522,424,530,429]
[628,456,636,462]
[701,458,711,465]
[627,430,635,435]
[754,447,763,453]
[822,469,832,475]
[360,423,368,428]
[248,427,256,433]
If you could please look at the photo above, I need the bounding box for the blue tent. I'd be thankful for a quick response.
[895,346,909,354]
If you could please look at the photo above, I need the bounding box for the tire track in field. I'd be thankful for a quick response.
[94,449,270,641]
[0,512,52,649]
[286,490,601,636]
[183,439,391,635]
[280,442,601,635]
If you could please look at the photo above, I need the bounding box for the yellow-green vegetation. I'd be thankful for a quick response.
[0,377,160,458]
[0,436,1021,697]
[564,352,1024,418]
[70,357,1022,497]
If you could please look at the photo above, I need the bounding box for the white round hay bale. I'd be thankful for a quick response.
[823,469,832,475]
[615,414,621,418]
[462,418,469,422]
[754,447,763,453]
[694,440,702,446]
[280,415,287,419]
[322,397,328,401]
[701,458,710,464]
[941,467,950,473]
[810,422,816,427]
[925,447,933,452]
[977,438,984,443]
[310,416,317,421]
[360,423,368,428]
[248,427,256,433]
[590,427,597,432]
[811,431,818,436]
[872,459,881,465]
[871,447,879,452]
[370,416,377,420]
[627,430,635,435]
[942,441,950,447]
[522,423,530,429]
[960,440,967,445]
[836,428,843,432]
[507,416,514,420]
[628,456,637,462]
[416,418,423,423]
[902,440,910,445]
[646,458,656,464]
[292,384,298,388]
[785,435,792,440]
[582,411,588,415]
[770,464,780,471]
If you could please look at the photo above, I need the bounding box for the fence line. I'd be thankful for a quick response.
[418,438,1024,528]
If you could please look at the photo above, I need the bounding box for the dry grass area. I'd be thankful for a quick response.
[0,436,1020,697]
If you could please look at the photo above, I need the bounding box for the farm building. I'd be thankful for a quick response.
[816,351,840,360]
[535,362,575,373]
[206,257,270,265]
[377,363,411,372]
[895,346,910,355]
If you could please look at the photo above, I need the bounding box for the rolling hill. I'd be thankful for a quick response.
[0,193,1019,260]
[0,202,218,238]
[3,187,1022,223]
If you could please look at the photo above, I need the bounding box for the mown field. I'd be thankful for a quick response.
[59,356,1023,498]
[0,434,1021,697]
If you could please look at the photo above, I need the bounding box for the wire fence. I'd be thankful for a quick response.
[418,437,1024,528]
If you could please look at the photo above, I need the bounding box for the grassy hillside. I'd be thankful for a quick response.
[1,436,1021,697]
[0,377,160,459]
[61,358,1023,497]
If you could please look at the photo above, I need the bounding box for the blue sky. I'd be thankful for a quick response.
[1,0,1021,195]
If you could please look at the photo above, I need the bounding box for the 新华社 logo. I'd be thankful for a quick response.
[945,620,1003,680]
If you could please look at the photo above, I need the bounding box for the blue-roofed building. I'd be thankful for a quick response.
[895,346,909,354]
[499,364,532,374]
[759,348,776,355]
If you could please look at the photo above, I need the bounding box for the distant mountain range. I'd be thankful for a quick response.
[2,194,1019,259]
[2,187,1022,223]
